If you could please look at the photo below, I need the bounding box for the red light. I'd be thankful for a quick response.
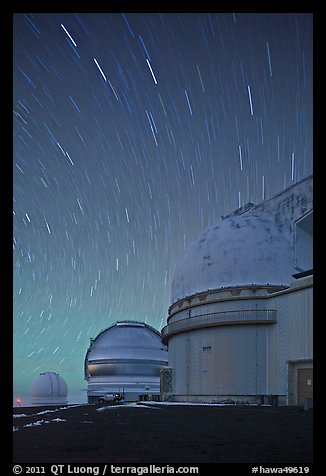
[16,397,21,406]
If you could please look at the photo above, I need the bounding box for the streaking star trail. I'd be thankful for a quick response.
[13,12,312,402]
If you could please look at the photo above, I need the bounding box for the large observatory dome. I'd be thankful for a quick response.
[85,321,167,365]
[84,321,168,402]
[172,212,295,304]
[30,372,68,406]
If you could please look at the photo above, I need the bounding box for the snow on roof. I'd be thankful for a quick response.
[171,212,295,304]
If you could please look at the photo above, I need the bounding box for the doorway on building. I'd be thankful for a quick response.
[297,367,313,406]
[287,360,313,405]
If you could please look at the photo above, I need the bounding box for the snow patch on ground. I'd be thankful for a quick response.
[24,419,49,428]
[13,404,83,419]
[34,404,83,416]
[13,417,67,431]
[139,401,261,407]
[97,403,136,412]
[96,401,262,411]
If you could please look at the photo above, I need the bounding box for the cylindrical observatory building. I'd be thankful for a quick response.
[84,321,168,403]
[161,176,313,406]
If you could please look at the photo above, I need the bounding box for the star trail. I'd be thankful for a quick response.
[13,12,312,402]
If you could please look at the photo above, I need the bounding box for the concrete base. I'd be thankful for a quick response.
[304,398,313,410]
[166,395,261,404]
[162,394,290,405]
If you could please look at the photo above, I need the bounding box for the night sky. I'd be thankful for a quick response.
[13,12,312,403]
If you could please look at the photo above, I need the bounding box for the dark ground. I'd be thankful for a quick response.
[13,403,313,464]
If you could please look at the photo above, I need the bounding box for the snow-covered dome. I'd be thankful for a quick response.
[172,212,295,304]
[30,372,68,406]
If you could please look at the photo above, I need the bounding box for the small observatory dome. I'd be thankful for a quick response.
[84,320,168,402]
[30,371,68,406]
[172,212,295,304]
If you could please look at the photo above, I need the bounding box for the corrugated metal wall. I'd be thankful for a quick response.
[168,283,312,399]
[170,325,268,396]
[267,284,313,395]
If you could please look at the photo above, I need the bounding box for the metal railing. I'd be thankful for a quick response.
[161,309,276,343]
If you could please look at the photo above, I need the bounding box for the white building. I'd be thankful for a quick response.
[161,175,313,406]
[30,371,68,406]
[84,321,168,403]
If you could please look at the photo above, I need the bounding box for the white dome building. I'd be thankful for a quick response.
[30,372,68,406]
[161,176,313,406]
[172,212,295,304]
[84,321,168,403]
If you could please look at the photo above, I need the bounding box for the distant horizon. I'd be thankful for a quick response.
[13,391,88,408]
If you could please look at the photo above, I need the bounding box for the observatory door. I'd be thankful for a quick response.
[298,368,313,406]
